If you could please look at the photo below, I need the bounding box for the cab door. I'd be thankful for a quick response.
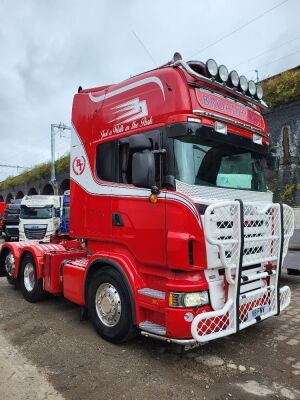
[110,129,167,268]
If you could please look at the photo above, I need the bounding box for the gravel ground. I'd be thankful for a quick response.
[0,272,300,400]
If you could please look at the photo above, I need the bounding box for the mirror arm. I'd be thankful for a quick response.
[152,149,167,189]
[151,186,160,195]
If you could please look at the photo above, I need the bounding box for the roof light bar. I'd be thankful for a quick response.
[188,57,264,101]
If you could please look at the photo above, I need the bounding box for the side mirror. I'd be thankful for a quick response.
[132,151,156,188]
[266,152,280,171]
[55,208,61,218]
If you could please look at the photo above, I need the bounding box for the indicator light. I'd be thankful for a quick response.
[149,194,158,204]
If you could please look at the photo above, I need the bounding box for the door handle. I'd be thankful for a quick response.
[112,212,124,227]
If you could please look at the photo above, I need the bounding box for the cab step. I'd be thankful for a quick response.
[139,321,166,336]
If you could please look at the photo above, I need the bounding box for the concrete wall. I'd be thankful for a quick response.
[264,98,300,206]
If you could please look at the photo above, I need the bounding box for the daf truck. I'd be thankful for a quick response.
[19,195,62,242]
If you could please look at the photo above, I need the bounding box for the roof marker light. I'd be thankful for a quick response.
[215,121,227,135]
[253,134,262,145]
[206,59,218,78]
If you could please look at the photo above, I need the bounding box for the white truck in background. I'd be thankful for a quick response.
[19,195,62,242]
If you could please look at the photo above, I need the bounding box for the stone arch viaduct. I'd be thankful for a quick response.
[0,171,70,202]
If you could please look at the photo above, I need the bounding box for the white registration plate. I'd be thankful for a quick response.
[248,304,270,321]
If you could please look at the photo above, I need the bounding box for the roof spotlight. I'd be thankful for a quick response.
[206,59,218,78]
[248,80,256,96]
[218,65,229,82]
[256,85,263,100]
[229,70,239,87]
[239,75,248,92]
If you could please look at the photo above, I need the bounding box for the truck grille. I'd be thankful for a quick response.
[25,227,47,240]
[204,202,294,269]
[6,227,19,239]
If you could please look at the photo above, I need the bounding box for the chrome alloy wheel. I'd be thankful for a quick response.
[5,252,15,278]
[95,283,121,327]
[23,263,36,292]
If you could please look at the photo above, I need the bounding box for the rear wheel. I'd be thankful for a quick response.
[88,269,136,343]
[20,253,46,302]
[4,251,15,285]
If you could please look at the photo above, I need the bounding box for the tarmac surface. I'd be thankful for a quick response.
[0,270,300,400]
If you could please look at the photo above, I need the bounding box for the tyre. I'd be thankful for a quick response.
[88,269,136,344]
[20,253,46,302]
[4,251,15,285]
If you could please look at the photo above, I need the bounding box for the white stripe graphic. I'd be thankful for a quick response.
[89,77,165,103]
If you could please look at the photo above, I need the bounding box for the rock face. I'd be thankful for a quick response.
[264,98,300,206]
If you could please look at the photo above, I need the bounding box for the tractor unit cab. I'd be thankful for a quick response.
[19,195,62,242]
[70,53,293,344]
[3,200,21,242]
[0,202,7,236]
[0,53,294,346]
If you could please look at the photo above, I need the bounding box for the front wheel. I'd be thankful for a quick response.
[88,269,136,344]
[20,253,46,302]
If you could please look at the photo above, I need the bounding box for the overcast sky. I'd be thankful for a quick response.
[0,0,299,181]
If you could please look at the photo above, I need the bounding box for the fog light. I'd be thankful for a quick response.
[184,312,194,322]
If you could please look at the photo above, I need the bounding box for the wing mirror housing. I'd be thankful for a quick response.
[132,151,156,188]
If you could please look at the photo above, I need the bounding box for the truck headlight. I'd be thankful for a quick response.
[169,291,209,308]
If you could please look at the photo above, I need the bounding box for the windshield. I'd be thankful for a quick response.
[174,137,267,192]
[20,206,53,219]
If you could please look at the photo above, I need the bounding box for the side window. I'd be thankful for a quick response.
[96,140,119,182]
[96,130,161,184]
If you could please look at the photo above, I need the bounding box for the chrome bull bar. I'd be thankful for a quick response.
[191,200,294,343]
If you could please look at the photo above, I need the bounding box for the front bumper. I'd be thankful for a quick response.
[140,286,291,345]
[191,285,291,343]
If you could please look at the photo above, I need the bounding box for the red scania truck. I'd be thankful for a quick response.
[0,54,294,346]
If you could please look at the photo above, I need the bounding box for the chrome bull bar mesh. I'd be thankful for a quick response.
[191,201,294,343]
